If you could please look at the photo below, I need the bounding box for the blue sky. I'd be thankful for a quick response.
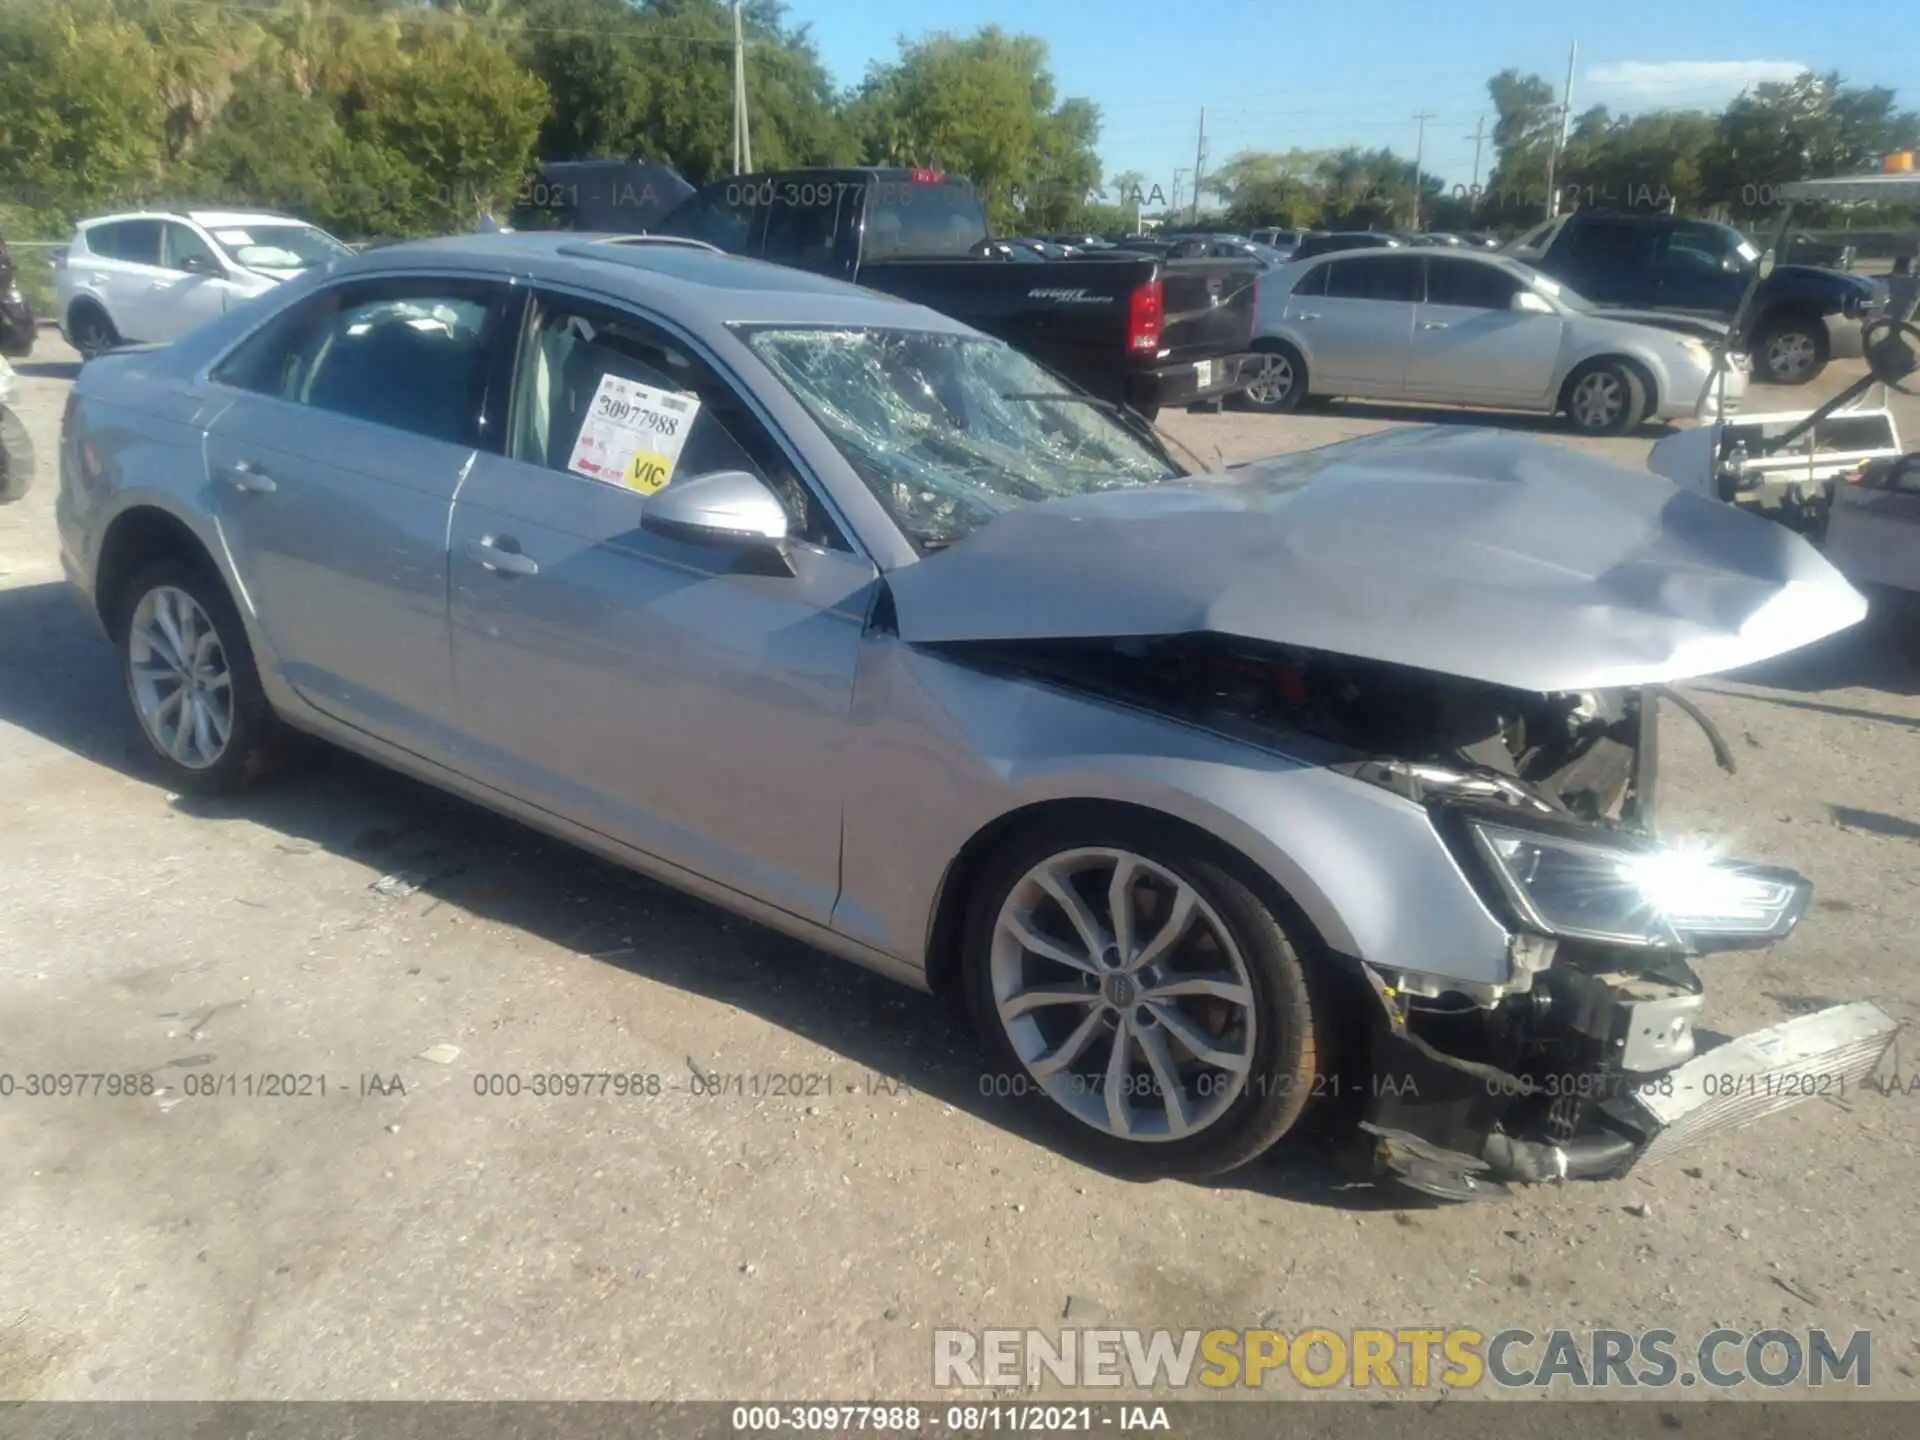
[787,0,1920,209]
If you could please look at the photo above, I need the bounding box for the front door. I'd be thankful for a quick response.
[446,288,875,924]
[1407,257,1566,406]
[202,273,517,749]
[139,221,245,343]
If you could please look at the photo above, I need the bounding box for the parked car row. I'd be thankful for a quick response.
[50,230,1894,1196]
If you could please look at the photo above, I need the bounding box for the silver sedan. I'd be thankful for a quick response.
[1239,248,1747,434]
[56,234,1889,1194]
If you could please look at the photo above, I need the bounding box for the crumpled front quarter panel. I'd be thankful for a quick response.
[833,637,1514,987]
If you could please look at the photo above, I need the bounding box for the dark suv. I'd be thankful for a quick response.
[1510,210,1886,384]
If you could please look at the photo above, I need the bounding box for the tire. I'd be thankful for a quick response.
[1233,341,1308,414]
[1561,358,1647,436]
[1752,313,1828,385]
[963,812,1325,1179]
[113,555,287,793]
[67,300,119,360]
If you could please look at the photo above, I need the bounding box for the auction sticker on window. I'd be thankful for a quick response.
[567,373,701,496]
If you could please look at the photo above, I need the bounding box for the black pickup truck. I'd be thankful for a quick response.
[1507,210,1887,384]
[646,167,1262,417]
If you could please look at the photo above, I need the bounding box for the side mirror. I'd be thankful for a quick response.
[1511,290,1554,314]
[178,252,219,276]
[641,468,791,555]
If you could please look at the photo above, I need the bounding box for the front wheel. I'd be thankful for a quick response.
[1753,315,1828,385]
[964,816,1324,1178]
[115,557,288,793]
[68,302,120,360]
[1562,359,1647,436]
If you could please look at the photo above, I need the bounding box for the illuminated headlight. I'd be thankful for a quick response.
[1468,821,1810,950]
[1678,336,1712,363]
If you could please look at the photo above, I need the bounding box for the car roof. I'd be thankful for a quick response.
[79,208,309,230]
[330,232,969,333]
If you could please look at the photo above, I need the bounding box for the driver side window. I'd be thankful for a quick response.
[507,292,843,548]
[162,223,220,274]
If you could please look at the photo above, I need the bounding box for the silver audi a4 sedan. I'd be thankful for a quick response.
[57,234,1894,1196]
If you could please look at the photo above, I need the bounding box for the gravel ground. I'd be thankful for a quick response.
[2,334,1918,1403]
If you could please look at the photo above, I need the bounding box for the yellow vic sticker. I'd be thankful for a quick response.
[627,452,673,495]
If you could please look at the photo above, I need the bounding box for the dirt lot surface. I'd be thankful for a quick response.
[3,333,1919,1403]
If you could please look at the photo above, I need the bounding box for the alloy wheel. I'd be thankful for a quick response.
[1245,355,1296,407]
[128,585,235,770]
[1764,330,1818,382]
[1570,370,1625,431]
[989,847,1258,1142]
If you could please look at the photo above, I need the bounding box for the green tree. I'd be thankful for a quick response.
[1202,149,1323,228]
[0,3,166,224]
[849,27,1100,232]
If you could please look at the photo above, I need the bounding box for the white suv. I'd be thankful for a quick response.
[55,209,353,357]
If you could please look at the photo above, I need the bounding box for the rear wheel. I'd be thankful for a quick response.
[964,814,1324,1178]
[1235,341,1308,414]
[68,301,119,360]
[114,556,288,793]
[1562,359,1647,436]
[1753,313,1828,385]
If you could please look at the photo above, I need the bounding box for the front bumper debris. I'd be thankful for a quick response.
[1361,979,1898,1200]
[1603,1000,1898,1171]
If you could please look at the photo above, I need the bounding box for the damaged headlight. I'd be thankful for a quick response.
[1468,820,1809,950]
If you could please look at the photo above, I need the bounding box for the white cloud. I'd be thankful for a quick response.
[1583,59,1809,109]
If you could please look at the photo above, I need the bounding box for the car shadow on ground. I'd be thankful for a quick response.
[1711,595,1920,701]
[1295,398,1685,440]
[13,359,80,383]
[0,579,1411,1211]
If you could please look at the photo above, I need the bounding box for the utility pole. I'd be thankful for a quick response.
[731,0,753,175]
[1467,114,1487,200]
[1171,168,1190,219]
[1189,108,1207,225]
[1411,111,1435,230]
[1543,40,1577,218]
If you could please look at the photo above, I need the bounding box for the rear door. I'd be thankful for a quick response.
[1408,256,1565,405]
[202,273,517,751]
[80,220,169,341]
[1295,252,1421,395]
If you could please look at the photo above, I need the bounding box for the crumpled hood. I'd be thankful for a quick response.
[886,426,1867,693]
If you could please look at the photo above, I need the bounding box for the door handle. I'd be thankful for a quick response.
[466,536,539,577]
[219,461,277,494]
[1419,321,1450,330]
[1294,312,1321,321]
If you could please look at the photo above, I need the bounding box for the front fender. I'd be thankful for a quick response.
[834,637,1513,988]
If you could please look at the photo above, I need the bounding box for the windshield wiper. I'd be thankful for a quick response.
[997,391,1211,475]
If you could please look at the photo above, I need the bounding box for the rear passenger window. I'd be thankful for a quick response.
[1324,256,1422,302]
[211,277,512,447]
[1291,263,1330,297]
[89,220,163,266]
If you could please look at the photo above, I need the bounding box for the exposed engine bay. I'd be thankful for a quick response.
[943,633,1890,1199]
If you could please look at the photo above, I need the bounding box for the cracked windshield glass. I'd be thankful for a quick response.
[742,326,1182,548]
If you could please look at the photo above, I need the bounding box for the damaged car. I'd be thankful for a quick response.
[56,233,1897,1196]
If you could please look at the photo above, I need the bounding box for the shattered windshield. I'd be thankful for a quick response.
[739,325,1183,549]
